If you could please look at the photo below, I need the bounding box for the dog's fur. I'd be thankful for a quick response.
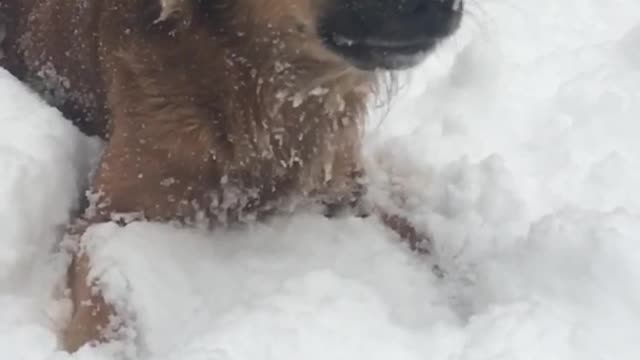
[3,0,372,223]
[1,0,458,352]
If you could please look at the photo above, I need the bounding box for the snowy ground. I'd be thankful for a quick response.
[2,0,640,359]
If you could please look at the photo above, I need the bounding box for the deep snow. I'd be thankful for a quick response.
[2,0,640,359]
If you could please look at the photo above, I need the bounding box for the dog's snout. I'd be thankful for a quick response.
[319,0,463,70]
[399,0,461,16]
[390,0,463,39]
[325,0,463,43]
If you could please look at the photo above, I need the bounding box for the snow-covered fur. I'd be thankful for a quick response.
[1,0,461,352]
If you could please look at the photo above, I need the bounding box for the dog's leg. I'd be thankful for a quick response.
[63,247,115,352]
[325,178,443,276]
[59,85,216,351]
[323,185,433,255]
[375,209,431,254]
[61,219,118,352]
[375,208,445,277]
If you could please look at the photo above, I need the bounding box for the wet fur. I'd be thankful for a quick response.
[1,0,429,352]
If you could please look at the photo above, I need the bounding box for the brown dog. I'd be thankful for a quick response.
[1,0,462,352]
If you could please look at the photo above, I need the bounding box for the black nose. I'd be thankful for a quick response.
[323,0,462,45]
[319,0,463,69]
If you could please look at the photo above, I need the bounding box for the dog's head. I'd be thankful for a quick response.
[154,0,463,71]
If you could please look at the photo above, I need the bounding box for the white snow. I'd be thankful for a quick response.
[2,0,640,359]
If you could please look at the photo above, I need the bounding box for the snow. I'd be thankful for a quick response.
[2,0,640,359]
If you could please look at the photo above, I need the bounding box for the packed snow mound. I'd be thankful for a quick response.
[0,70,100,358]
[1,0,640,359]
